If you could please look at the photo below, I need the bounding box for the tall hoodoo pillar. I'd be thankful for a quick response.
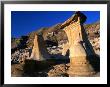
[62,11,95,76]
[30,34,50,61]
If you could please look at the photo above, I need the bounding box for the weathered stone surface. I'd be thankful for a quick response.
[90,37,100,55]
[61,42,69,56]
[62,11,95,76]
[11,48,31,64]
[47,64,68,77]
[11,11,100,77]
[68,56,95,77]
[30,34,50,61]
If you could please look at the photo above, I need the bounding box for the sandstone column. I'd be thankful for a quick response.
[62,11,95,76]
[30,34,50,61]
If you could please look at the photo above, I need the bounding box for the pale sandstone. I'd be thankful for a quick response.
[62,12,95,76]
[62,42,69,56]
[30,34,50,61]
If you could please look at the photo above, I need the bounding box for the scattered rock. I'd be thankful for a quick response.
[47,64,68,77]
[11,11,100,77]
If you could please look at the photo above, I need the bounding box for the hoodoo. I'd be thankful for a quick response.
[30,34,50,61]
[61,11,95,76]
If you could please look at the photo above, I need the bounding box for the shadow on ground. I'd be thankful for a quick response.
[11,53,100,77]
[11,58,70,77]
[87,54,100,73]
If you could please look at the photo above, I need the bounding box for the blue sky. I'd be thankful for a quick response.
[11,11,100,38]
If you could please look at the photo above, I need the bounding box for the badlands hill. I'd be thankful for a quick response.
[12,21,100,55]
[11,14,100,77]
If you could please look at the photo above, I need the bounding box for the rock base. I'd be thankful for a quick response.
[68,56,95,77]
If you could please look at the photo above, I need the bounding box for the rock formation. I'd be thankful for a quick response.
[61,42,69,56]
[62,11,95,76]
[30,34,50,61]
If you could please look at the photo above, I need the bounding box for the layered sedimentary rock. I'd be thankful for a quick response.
[30,34,50,61]
[62,11,95,76]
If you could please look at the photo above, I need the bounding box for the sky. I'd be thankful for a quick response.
[11,11,100,38]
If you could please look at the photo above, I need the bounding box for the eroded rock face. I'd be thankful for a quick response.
[11,48,31,64]
[90,37,100,55]
[61,42,69,56]
[62,11,95,76]
[30,34,50,61]
[68,56,95,77]
[47,64,68,77]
